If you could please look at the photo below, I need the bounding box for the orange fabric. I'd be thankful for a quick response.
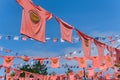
[16,0,52,42]
[19,78,25,80]
[114,73,119,80]
[50,75,58,80]
[25,72,31,78]
[68,72,76,80]
[94,40,105,64]
[44,75,50,80]
[37,75,44,80]
[15,70,21,78]
[106,46,115,65]
[20,56,30,62]
[115,48,120,63]
[75,57,87,68]
[50,57,60,68]
[91,56,100,68]
[114,67,118,73]
[105,74,111,80]
[99,64,107,71]
[33,57,48,64]
[59,74,66,80]
[55,16,74,43]
[64,57,75,60]
[105,55,112,68]
[78,70,84,78]
[4,56,14,67]
[6,76,14,80]
[87,68,94,77]
[106,46,115,56]
[29,78,34,80]
[76,29,92,59]
[93,72,98,79]
[5,67,11,73]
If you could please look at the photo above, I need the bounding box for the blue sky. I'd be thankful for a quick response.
[0,0,120,76]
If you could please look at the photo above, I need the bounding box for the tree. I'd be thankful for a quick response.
[19,61,48,77]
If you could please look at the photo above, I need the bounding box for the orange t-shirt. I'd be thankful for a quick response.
[75,57,87,68]
[91,56,100,68]
[4,56,14,67]
[55,16,74,43]
[68,72,76,80]
[16,0,52,42]
[78,70,84,78]
[94,40,105,64]
[50,57,60,68]
[50,75,58,80]
[104,55,112,68]
[87,68,94,77]
[76,29,92,59]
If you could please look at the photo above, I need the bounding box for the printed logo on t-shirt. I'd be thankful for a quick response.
[6,57,12,63]
[80,59,85,64]
[106,57,111,62]
[53,59,58,64]
[29,10,40,24]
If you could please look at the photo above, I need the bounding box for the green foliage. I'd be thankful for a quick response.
[10,72,15,76]
[19,61,48,77]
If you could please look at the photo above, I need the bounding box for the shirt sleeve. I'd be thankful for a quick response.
[16,0,24,8]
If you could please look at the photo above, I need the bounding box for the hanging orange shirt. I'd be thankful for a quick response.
[87,68,94,77]
[115,48,120,64]
[6,76,13,80]
[76,29,93,59]
[68,72,76,80]
[106,45,115,57]
[3,56,14,67]
[50,57,60,68]
[19,78,25,80]
[55,16,74,43]
[94,40,105,64]
[91,56,100,68]
[15,69,21,78]
[105,74,111,80]
[75,57,87,68]
[104,55,112,68]
[16,0,52,42]
[114,73,119,80]
[99,64,107,71]
[50,75,58,80]
[46,75,50,80]
[59,74,66,80]
[78,70,84,78]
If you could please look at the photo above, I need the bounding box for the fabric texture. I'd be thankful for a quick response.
[4,56,14,67]
[50,57,60,68]
[94,40,105,64]
[55,16,74,43]
[16,0,52,42]
[76,29,93,59]
[75,57,87,68]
